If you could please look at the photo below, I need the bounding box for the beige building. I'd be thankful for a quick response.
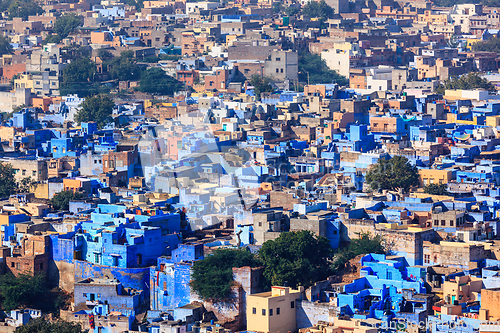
[442,275,482,305]
[0,158,48,182]
[418,169,453,187]
[247,286,304,333]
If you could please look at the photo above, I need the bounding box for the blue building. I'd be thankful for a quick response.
[149,244,204,317]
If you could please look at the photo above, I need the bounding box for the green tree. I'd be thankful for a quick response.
[302,0,334,21]
[472,37,500,53]
[259,230,333,289]
[53,14,83,39]
[436,72,496,95]
[138,67,181,95]
[0,35,13,56]
[62,45,92,62]
[298,51,348,85]
[424,183,449,195]
[7,0,43,20]
[16,318,87,333]
[50,190,86,211]
[0,162,16,197]
[60,57,98,97]
[75,94,114,129]
[108,50,142,81]
[97,48,114,62]
[250,75,274,100]
[190,248,261,300]
[285,6,300,16]
[0,273,49,311]
[365,155,419,193]
[331,232,387,272]
[17,177,35,193]
[272,2,284,13]
[42,34,62,45]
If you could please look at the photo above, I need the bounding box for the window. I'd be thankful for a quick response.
[280,68,283,73]
[276,68,279,73]
[32,170,36,177]
[39,263,43,270]
[291,301,295,308]
[276,57,281,61]
[441,220,445,226]
[11,262,15,268]
[424,254,430,264]
[434,220,438,226]
[269,309,273,316]
[450,220,454,226]
[277,307,280,315]
[262,309,266,316]
[22,170,26,176]
[252,307,256,314]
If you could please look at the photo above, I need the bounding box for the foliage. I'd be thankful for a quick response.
[60,57,98,97]
[53,14,83,39]
[42,34,62,45]
[62,45,92,61]
[285,6,300,16]
[16,318,87,333]
[272,2,283,13]
[331,232,387,272]
[436,72,496,95]
[0,35,13,56]
[190,248,261,300]
[50,190,86,211]
[302,0,334,21]
[17,177,35,193]
[0,162,16,197]
[97,48,114,62]
[298,51,348,85]
[107,50,141,81]
[7,0,43,20]
[138,67,182,95]
[365,155,419,193]
[423,183,449,196]
[75,94,114,129]
[259,230,334,289]
[10,73,21,87]
[250,75,274,100]
[0,273,51,311]
[472,37,500,53]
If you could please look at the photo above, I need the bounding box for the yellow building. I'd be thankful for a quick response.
[247,286,304,333]
[14,73,34,92]
[466,39,481,51]
[418,169,453,187]
[486,115,500,128]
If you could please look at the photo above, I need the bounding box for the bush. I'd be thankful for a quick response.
[424,183,449,195]
[190,248,260,300]
[331,232,387,272]
[365,155,419,193]
[0,273,68,314]
[259,230,334,289]
[16,318,86,333]
[50,190,86,211]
